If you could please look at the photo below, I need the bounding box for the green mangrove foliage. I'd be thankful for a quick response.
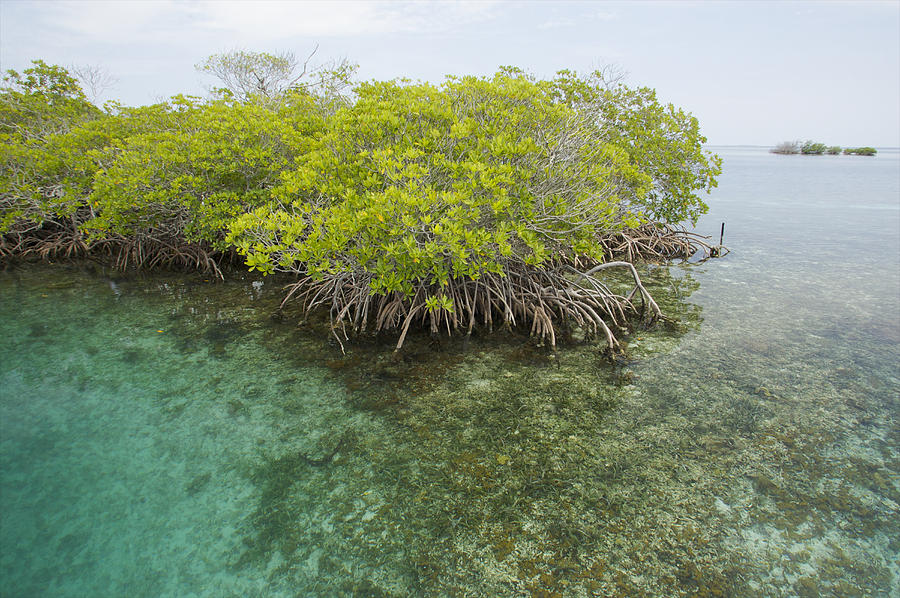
[843,146,877,156]
[1,60,102,238]
[227,71,719,349]
[552,71,721,224]
[83,93,327,272]
[2,57,350,270]
[2,58,721,349]
[771,140,877,156]
[801,140,828,155]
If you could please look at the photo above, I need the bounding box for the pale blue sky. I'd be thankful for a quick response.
[1,0,898,146]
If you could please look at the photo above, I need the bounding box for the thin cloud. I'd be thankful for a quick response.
[191,1,501,39]
[537,6,614,30]
[39,1,190,44]
[18,1,501,49]
[538,18,577,30]
[591,10,616,21]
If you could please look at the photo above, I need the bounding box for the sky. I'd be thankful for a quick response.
[1,0,898,147]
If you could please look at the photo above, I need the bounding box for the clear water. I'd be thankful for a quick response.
[1,147,898,597]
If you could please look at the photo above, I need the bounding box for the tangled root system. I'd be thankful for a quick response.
[0,219,89,261]
[599,223,728,263]
[283,261,662,353]
[100,233,225,279]
[1,220,226,278]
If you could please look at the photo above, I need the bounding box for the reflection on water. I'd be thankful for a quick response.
[1,148,898,596]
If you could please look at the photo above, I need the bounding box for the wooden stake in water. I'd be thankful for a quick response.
[719,222,725,246]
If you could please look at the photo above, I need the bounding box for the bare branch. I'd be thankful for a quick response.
[195,48,356,103]
[71,64,118,104]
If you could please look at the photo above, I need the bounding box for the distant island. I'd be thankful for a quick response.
[771,141,877,156]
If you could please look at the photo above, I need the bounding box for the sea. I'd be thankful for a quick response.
[1,146,898,597]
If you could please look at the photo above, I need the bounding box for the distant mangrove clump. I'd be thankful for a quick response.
[843,147,877,156]
[1,54,723,351]
[771,140,877,156]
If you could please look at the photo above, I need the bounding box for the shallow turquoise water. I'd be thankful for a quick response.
[1,147,898,596]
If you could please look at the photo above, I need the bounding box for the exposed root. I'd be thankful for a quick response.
[1,221,226,278]
[0,229,89,261]
[104,233,225,279]
[282,262,662,353]
[599,223,729,262]
[568,261,663,324]
[0,216,89,261]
